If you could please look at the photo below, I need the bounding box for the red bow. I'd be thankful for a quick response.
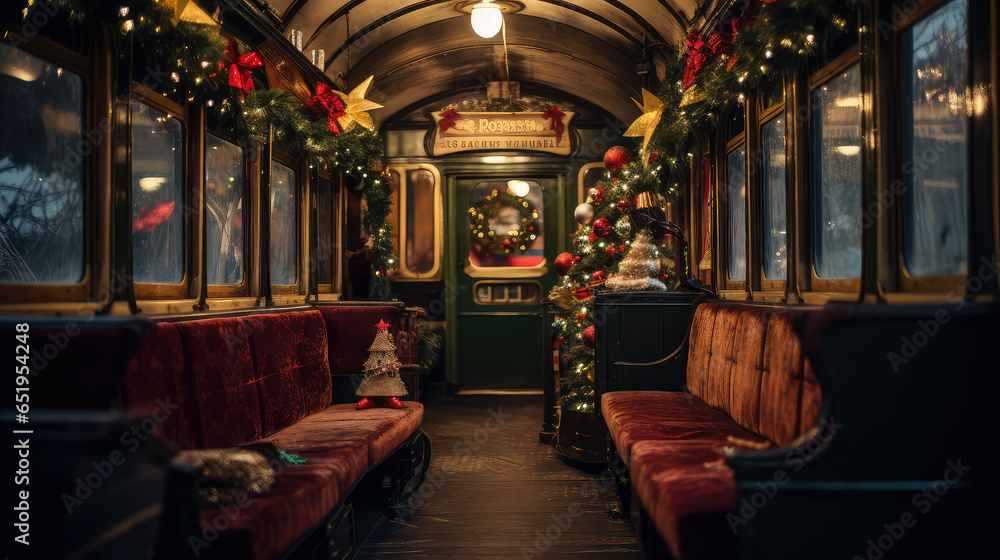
[438,109,461,134]
[573,286,593,301]
[709,16,739,60]
[311,82,346,134]
[682,31,714,89]
[225,38,263,101]
[542,106,566,145]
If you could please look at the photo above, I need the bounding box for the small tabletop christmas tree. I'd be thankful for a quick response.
[606,229,668,292]
[356,319,408,409]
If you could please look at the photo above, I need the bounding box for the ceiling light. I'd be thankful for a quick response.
[139,176,167,191]
[508,180,530,197]
[471,2,503,38]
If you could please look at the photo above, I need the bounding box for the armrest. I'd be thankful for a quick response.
[725,415,837,478]
[614,341,688,371]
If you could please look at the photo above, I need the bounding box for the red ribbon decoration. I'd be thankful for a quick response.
[438,109,461,134]
[225,38,263,101]
[310,82,347,134]
[709,16,738,60]
[682,31,714,89]
[542,106,566,145]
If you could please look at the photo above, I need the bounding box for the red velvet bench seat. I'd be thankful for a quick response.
[121,306,424,560]
[601,303,820,560]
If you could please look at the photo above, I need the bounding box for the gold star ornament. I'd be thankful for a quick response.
[623,88,664,167]
[332,75,384,132]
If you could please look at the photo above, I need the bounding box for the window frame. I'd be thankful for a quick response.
[577,162,606,207]
[0,29,97,304]
[204,129,251,299]
[390,163,443,281]
[887,0,971,293]
[314,166,342,296]
[267,152,304,296]
[754,78,788,293]
[716,100,748,294]
[129,85,192,300]
[807,46,863,294]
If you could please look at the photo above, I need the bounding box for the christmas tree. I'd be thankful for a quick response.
[606,230,669,292]
[549,146,678,413]
[356,319,407,409]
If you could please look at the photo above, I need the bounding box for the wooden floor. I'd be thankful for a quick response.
[354,395,643,559]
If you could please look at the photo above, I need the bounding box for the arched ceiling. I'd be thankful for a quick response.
[265,1,723,126]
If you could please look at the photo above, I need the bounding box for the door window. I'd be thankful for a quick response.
[468,180,545,268]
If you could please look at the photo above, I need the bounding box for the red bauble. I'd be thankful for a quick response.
[592,217,612,237]
[591,270,607,282]
[588,233,599,243]
[604,146,634,173]
[648,152,659,163]
[618,244,626,253]
[555,252,576,275]
[582,325,596,349]
[606,246,616,255]
[616,199,630,211]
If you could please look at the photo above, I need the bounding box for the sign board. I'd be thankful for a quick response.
[430,111,574,156]
[257,40,315,108]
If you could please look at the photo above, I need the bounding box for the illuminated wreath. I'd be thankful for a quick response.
[469,189,540,256]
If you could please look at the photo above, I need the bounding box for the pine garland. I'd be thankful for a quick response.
[28,0,397,301]
[557,0,860,414]
[638,0,859,199]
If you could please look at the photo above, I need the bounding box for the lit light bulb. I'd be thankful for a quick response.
[508,180,530,197]
[470,2,503,38]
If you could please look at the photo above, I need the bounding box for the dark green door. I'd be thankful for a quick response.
[446,173,563,391]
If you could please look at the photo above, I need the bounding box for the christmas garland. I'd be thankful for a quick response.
[469,190,540,256]
[555,0,861,414]
[26,0,398,301]
[632,0,859,197]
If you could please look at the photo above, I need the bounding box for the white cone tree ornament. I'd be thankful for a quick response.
[606,229,668,292]
[356,319,407,409]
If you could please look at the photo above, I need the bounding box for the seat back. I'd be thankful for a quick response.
[122,310,332,448]
[686,303,820,446]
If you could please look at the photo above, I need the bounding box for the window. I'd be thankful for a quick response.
[761,116,787,280]
[404,169,436,275]
[315,174,338,289]
[205,134,245,286]
[900,0,968,277]
[0,43,84,284]
[812,64,862,279]
[726,146,747,282]
[577,162,606,206]
[468,180,544,268]
[388,165,442,279]
[473,281,542,305]
[269,160,297,286]
[131,100,184,285]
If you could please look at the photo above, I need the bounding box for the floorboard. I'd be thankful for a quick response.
[353,395,643,559]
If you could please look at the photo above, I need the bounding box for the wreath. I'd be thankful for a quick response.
[469,189,540,256]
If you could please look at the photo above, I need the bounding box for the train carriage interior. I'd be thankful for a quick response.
[1,0,998,559]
